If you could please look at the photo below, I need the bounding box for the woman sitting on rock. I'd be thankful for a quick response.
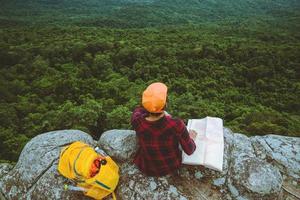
[131,82,197,176]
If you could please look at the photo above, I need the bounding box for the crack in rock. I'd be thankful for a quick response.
[26,158,58,192]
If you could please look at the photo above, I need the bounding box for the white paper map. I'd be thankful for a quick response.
[182,116,224,172]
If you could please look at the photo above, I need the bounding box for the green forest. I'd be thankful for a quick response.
[0,0,299,162]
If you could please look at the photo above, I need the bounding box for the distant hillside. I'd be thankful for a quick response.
[1,0,300,28]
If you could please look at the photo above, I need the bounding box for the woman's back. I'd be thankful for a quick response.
[131,107,196,176]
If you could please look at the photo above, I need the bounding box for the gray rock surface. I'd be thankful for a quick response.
[98,129,137,161]
[228,133,283,198]
[105,128,295,200]
[0,130,94,200]
[117,162,222,200]
[251,135,300,179]
[1,128,299,200]
[213,177,226,187]
[0,163,13,179]
[194,171,203,180]
[117,163,184,200]
[228,181,239,197]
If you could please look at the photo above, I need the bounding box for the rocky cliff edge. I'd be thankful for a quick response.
[0,128,299,200]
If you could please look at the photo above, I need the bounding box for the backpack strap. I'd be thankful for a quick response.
[112,192,116,200]
[73,145,89,181]
[95,180,111,190]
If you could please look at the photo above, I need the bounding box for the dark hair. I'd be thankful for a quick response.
[148,104,167,117]
[149,112,164,117]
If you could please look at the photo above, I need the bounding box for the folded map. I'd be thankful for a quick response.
[182,117,224,172]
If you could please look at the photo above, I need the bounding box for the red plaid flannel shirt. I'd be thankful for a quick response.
[131,107,196,176]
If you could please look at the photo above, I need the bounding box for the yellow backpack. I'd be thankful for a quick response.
[58,141,119,200]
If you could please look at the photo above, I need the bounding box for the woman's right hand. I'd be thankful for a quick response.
[189,129,197,140]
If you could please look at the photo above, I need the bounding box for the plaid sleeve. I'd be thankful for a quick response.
[131,106,148,128]
[176,119,196,155]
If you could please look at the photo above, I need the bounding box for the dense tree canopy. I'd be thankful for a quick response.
[0,0,299,161]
